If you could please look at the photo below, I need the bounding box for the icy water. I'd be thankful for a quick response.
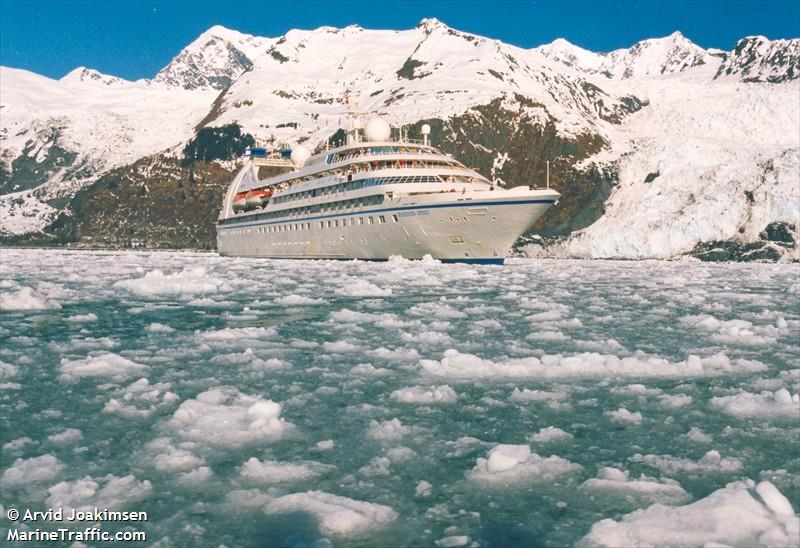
[1,249,798,548]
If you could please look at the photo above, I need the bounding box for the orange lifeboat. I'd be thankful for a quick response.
[245,188,272,208]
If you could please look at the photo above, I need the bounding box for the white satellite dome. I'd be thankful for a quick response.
[421,124,431,135]
[290,145,311,167]
[364,117,391,142]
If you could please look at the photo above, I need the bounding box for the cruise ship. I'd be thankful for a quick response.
[216,118,559,264]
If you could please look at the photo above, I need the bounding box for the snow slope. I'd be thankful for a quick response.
[0,67,216,233]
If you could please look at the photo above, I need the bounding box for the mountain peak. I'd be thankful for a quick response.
[60,66,124,86]
[155,26,273,90]
[716,35,800,83]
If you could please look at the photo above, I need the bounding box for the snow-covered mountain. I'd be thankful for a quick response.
[155,25,275,90]
[533,31,720,79]
[1,20,798,260]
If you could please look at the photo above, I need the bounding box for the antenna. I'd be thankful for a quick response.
[546,160,550,189]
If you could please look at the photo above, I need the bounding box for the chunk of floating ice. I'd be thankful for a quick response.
[467,444,581,484]
[335,278,392,297]
[276,294,326,305]
[415,480,433,498]
[391,385,458,404]
[263,491,398,536]
[113,266,229,297]
[367,418,409,441]
[167,387,292,448]
[629,450,743,474]
[0,286,60,310]
[59,352,147,382]
[580,467,690,505]
[606,407,643,425]
[2,454,64,487]
[350,363,392,377]
[195,326,278,341]
[579,479,799,548]
[420,349,765,380]
[529,427,574,444]
[46,474,153,513]
[103,377,178,418]
[322,340,358,353]
[240,457,333,484]
[47,428,83,446]
[146,322,175,333]
[711,389,800,419]
[436,535,471,547]
[66,313,97,322]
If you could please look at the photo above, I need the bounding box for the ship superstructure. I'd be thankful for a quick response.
[216,118,559,264]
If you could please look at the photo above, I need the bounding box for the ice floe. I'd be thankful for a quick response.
[629,450,743,474]
[47,428,83,446]
[606,407,643,425]
[580,479,799,548]
[2,454,64,487]
[166,387,292,448]
[529,427,574,444]
[466,444,581,485]
[420,349,765,380]
[711,388,800,419]
[263,491,398,536]
[367,418,409,441]
[46,474,153,512]
[391,385,458,404]
[114,266,229,297]
[103,377,179,418]
[59,352,147,382]
[579,467,690,505]
[0,286,60,311]
[240,457,333,484]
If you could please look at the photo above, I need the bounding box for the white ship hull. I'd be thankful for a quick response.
[216,131,560,264]
[217,187,557,264]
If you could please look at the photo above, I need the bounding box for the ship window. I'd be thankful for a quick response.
[392,215,399,223]
[379,215,386,223]
[358,217,364,225]
[368,217,374,224]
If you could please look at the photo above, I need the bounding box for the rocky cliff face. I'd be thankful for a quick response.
[1,20,797,260]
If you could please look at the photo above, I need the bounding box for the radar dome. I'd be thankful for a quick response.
[364,118,391,142]
[421,124,431,135]
[290,146,311,167]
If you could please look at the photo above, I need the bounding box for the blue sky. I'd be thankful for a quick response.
[1,1,798,80]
